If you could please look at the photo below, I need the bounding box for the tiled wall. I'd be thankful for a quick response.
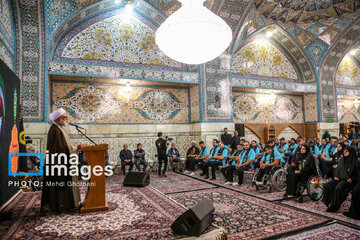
[338,98,360,123]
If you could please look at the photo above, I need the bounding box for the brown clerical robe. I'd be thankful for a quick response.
[41,124,80,213]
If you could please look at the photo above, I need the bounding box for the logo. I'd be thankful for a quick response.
[8,152,43,176]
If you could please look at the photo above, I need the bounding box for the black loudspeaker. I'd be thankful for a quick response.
[340,123,345,135]
[235,123,245,137]
[171,199,214,237]
[123,172,150,187]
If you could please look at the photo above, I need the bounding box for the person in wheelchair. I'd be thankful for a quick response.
[322,146,359,213]
[223,142,254,185]
[284,145,316,202]
[255,145,281,185]
[251,140,261,159]
[325,142,345,180]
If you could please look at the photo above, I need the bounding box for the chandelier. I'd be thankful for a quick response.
[155,0,232,65]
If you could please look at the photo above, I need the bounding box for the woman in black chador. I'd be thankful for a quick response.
[284,144,316,202]
[326,142,345,179]
[322,146,359,212]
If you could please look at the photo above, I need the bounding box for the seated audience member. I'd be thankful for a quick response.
[344,161,360,220]
[308,140,320,155]
[291,138,305,162]
[322,130,331,140]
[231,130,240,150]
[315,138,321,148]
[134,143,148,172]
[199,139,220,176]
[185,141,209,176]
[203,140,225,180]
[320,136,338,177]
[277,137,288,164]
[168,143,184,172]
[221,128,233,148]
[287,138,298,156]
[120,144,134,175]
[221,144,242,180]
[251,140,260,159]
[323,146,359,213]
[224,141,255,185]
[240,139,245,146]
[342,135,352,146]
[344,140,350,146]
[256,145,281,184]
[274,138,280,150]
[285,145,316,202]
[186,140,199,161]
[326,142,345,179]
[318,138,328,157]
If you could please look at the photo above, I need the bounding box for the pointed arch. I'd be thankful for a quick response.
[232,24,316,83]
[319,18,360,122]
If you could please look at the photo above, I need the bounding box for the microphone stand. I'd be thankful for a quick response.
[74,125,97,146]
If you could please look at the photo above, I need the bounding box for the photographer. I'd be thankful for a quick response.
[156,132,168,177]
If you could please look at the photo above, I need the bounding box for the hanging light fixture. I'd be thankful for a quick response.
[155,0,232,65]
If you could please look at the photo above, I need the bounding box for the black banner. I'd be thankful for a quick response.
[0,59,22,207]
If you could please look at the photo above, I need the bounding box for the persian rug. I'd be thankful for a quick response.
[170,188,329,240]
[281,197,360,227]
[105,172,217,194]
[184,170,286,201]
[279,223,360,240]
[0,185,196,239]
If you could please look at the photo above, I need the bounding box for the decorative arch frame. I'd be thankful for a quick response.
[276,124,304,138]
[319,18,360,122]
[232,24,316,83]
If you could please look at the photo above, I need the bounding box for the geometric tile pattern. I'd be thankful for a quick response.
[232,40,298,79]
[0,0,15,51]
[0,40,13,70]
[14,0,45,121]
[233,92,304,124]
[305,38,330,67]
[336,55,360,86]
[52,81,189,124]
[190,84,200,123]
[257,0,360,24]
[319,18,360,122]
[54,7,183,70]
[304,93,318,122]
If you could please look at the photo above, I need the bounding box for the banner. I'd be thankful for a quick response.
[0,59,23,207]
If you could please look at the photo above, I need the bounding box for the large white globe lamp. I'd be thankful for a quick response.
[155,0,232,65]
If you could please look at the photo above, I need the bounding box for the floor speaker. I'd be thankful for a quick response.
[123,172,150,187]
[171,199,214,237]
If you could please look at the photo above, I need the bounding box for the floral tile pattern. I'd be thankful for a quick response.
[52,82,189,124]
[336,55,360,86]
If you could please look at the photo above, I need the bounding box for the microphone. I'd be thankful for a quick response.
[69,123,86,130]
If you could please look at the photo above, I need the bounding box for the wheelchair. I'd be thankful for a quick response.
[252,163,288,192]
[283,155,327,202]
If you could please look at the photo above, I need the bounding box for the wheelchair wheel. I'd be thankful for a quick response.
[307,175,324,202]
[272,168,287,192]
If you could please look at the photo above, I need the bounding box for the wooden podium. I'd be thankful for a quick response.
[80,144,109,214]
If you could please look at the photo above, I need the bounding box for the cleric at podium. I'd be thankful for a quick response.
[41,108,87,213]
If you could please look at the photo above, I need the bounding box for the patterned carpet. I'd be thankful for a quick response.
[169,188,329,240]
[279,223,360,240]
[0,185,191,239]
[184,170,286,201]
[281,197,360,228]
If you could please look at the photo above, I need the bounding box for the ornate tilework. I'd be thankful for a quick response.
[232,76,317,93]
[53,7,184,70]
[295,30,317,48]
[14,0,45,121]
[319,18,360,122]
[52,82,189,124]
[336,55,360,86]
[337,98,360,123]
[232,40,298,79]
[305,38,329,67]
[202,55,233,122]
[233,92,304,124]
[337,86,360,97]
[0,0,15,50]
[277,127,300,140]
[48,62,199,83]
[190,84,200,123]
[0,40,13,70]
[304,93,318,122]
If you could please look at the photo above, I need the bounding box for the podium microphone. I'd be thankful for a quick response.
[69,122,86,129]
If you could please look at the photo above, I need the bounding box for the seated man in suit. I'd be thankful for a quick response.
[120,144,134,175]
[134,143,148,172]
